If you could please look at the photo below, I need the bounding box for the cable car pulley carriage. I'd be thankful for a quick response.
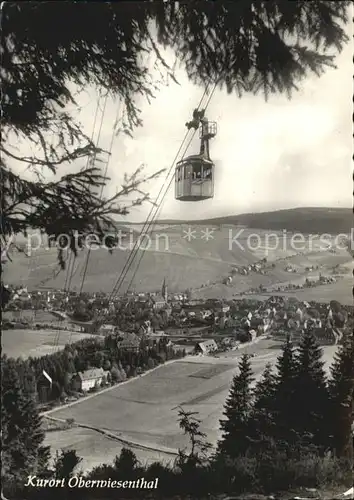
[175,109,217,201]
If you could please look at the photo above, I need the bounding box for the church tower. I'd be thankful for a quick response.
[162,278,168,302]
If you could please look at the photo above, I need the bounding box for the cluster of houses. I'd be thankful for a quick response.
[185,295,351,350]
[227,258,268,279]
[4,276,352,353]
[243,273,340,297]
[235,296,350,346]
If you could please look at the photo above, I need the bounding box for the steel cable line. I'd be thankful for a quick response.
[39,95,103,292]
[76,92,110,295]
[68,97,123,346]
[125,129,199,293]
[78,97,122,297]
[61,94,109,350]
[94,86,210,320]
[103,101,204,301]
[53,94,107,351]
[50,95,102,299]
[65,91,107,296]
[126,82,217,293]
[93,83,217,327]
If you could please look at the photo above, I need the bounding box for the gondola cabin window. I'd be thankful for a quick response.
[176,166,182,182]
[203,166,212,179]
[184,164,192,179]
[192,163,202,180]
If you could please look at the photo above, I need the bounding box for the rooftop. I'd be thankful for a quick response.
[77,368,105,381]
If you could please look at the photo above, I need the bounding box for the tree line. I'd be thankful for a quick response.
[1,335,185,405]
[2,330,353,499]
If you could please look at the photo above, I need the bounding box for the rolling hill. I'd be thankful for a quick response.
[154,207,353,234]
[3,208,352,302]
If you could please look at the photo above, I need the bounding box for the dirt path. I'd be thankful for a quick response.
[44,414,179,457]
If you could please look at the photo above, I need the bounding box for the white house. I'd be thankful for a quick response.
[71,368,107,392]
[195,339,218,355]
[249,329,257,341]
[99,324,115,335]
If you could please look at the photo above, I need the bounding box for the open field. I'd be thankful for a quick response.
[44,339,339,471]
[1,329,94,359]
[2,309,61,323]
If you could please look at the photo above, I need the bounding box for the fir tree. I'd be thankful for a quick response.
[176,407,212,470]
[328,334,354,461]
[53,450,82,480]
[113,448,140,480]
[218,354,255,458]
[249,363,277,454]
[1,358,49,494]
[294,330,330,452]
[273,336,299,454]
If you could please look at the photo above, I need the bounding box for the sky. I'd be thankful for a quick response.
[10,16,353,223]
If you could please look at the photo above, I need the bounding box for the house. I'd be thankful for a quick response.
[224,316,239,328]
[146,331,169,347]
[195,309,213,321]
[138,321,152,335]
[164,305,172,317]
[152,294,166,310]
[249,329,257,341]
[314,327,342,345]
[71,368,107,392]
[195,339,218,355]
[117,333,141,352]
[68,318,94,333]
[214,303,230,314]
[218,315,227,329]
[98,324,115,335]
[136,297,149,309]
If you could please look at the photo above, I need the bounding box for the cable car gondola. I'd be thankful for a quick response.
[175,109,217,202]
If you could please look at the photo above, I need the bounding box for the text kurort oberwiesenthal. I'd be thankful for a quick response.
[24,476,159,489]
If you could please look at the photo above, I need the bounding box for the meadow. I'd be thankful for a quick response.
[43,340,339,471]
[1,329,93,359]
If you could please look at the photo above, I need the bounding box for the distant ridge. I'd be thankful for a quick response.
[125,207,353,234]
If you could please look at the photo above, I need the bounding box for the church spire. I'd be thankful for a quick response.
[162,278,167,301]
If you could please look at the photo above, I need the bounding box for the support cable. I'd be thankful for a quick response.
[94,82,217,328]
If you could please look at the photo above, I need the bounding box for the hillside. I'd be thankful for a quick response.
[154,207,353,234]
[3,220,352,303]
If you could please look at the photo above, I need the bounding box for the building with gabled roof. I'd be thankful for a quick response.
[71,368,108,392]
[195,339,217,355]
[117,333,141,352]
[151,294,166,310]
